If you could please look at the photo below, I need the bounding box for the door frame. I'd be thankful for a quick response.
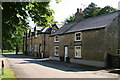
[64,45,68,61]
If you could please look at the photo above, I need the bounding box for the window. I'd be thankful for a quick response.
[75,46,81,58]
[117,49,120,55]
[51,30,56,34]
[35,31,37,37]
[34,44,37,52]
[54,36,59,42]
[29,45,32,51]
[75,32,82,41]
[54,46,59,56]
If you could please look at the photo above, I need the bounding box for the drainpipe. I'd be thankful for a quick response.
[25,31,27,55]
[23,37,24,54]
[44,34,46,58]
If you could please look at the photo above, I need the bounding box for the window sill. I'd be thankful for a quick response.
[54,41,59,43]
[74,40,82,42]
[54,55,59,57]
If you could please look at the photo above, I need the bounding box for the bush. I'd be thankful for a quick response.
[66,57,70,63]
[59,56,64,61]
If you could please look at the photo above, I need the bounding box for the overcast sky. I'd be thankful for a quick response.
[50,0,120,23]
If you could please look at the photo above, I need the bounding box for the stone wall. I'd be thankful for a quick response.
[105,16,119,56]
[49,28,107,67]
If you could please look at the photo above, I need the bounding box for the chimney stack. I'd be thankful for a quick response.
[75,8,84,21]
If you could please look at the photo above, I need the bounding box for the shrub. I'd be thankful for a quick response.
[59,56,64,61]
[66,57,70,63]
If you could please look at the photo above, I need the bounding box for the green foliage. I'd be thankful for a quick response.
[63,14,75,24]
[109,69,120,74]
[2,2,55,50]
[63,2,117,23]
[1,69,16,79]
[3,50,15,53]
[97,6,117,15]
[83,2,101,18]
[83,3,117,18]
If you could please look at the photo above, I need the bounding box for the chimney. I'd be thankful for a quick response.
[75,8,84,21]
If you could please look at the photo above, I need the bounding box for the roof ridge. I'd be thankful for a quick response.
[83,10,120,21]
[62,10,120,34]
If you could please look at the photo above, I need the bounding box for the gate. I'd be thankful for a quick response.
[107,54,120,68]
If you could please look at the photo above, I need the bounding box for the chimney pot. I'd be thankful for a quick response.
[77,8,79,13]
[80,8,82,13]
[75,8,84,21]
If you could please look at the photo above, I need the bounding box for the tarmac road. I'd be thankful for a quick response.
[3,53,119,80]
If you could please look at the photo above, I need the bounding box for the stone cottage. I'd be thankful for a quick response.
[23,24,59,58]
[49,9,120,68]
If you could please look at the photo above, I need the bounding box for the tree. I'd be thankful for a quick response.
[83,2,101,18]
[96,6,117,15]
[2,2,55,51]
[63,2,117,23]
[63,14,75,24]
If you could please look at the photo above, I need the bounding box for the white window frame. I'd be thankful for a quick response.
[75,46,82,58]
[35,31,37,37]
[54,36,59,42]
[75,32,82,41]
[54,46,59,56]
[34,44,37,52]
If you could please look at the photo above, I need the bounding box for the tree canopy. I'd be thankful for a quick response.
[2,2,55,50]
[63,2,117,23]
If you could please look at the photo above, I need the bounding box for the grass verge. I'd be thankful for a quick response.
[0,69,16,80]
[0,53,2,54]
[109,69,120,74]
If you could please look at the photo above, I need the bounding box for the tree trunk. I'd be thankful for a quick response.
[16,44,19,55]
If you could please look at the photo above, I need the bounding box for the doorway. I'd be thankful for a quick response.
[64,46,68,61]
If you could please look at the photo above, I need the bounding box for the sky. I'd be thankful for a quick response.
[29,0,120,27]
[49,0,120,23]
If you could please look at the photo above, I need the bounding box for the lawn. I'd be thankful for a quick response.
[0,69,16,80]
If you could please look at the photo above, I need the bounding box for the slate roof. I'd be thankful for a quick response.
[51,21,79,35]
[41,27,52,33]
[52,10,120,36]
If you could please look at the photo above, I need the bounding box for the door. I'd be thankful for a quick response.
[39,44,43,58]
[64,46,68,61]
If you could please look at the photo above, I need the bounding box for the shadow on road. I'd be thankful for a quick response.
[4,53,102,72]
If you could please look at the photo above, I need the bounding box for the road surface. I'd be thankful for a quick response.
[2,53,119,80]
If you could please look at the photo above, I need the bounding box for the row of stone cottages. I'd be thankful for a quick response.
[23,8,120,68]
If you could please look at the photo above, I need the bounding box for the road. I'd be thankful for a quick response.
[2,53,119,80]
